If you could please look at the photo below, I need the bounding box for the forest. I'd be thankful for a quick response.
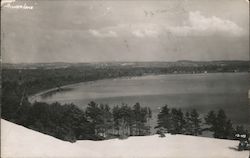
[155,105,248,140]
[2,61,250,96]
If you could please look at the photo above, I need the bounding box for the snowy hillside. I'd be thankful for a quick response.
[1,119,249,158]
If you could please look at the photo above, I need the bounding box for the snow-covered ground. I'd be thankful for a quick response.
[1,119,249,158]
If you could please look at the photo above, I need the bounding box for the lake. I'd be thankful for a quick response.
[31,72,250,131]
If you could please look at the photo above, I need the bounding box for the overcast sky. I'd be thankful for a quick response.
[1,0,249,63]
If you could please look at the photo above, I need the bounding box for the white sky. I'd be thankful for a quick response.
[1,0,249,63]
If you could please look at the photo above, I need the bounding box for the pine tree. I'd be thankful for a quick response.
[118,104,133,137]
[184,112,193,135]
[205,110,216,131]
[170,108,185,134]
[205,109,235,139]
[224,119,234,139]
[132,103,141,135]
[112,105,121,135]
[98,104,113,138]
[215,109,227,138]
[155,105,172,132]
[189,109,202,136]
[85,101,102,136]
[131,102,152,136]
[140,106,152,135]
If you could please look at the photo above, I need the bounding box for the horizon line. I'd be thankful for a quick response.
[2,59,250,64]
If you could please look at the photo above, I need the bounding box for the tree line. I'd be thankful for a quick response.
[3,60,250,96]
[2,92,152,142]
[155,105,249,140]
[156,105,202,136]
[86,102,152,138]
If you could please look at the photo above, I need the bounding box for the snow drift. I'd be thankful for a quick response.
[1,119,249,158]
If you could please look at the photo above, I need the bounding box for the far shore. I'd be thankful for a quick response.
[28,71,248,103]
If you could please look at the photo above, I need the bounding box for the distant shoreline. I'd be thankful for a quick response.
[28,71,249,103]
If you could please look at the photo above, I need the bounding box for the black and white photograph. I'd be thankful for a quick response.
[1,0,250,157]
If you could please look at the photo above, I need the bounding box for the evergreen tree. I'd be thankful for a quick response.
[189,109,202,136]
[112,105,121,135]
[204,110,216,131]
[132,103,141,135]
[132,103,151,136]
[113,104,133,137]
[155,105,172,132]
[85,101,103,137]
[139,106,152,135]
[214,109,227,138]
[205,109,235,139]
[170,108,185,134]
[97,104,113,138]
[184,112,192,135]
[224,120,234,139]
